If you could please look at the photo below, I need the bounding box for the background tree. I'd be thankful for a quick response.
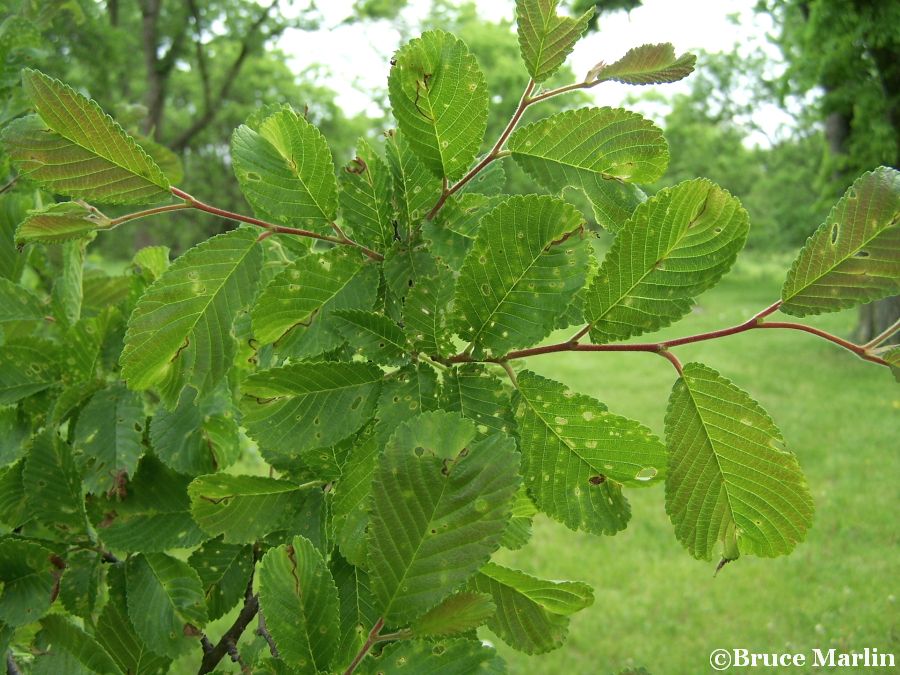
[760,0,900,342]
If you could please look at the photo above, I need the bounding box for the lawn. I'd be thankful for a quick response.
[487,253,900,674]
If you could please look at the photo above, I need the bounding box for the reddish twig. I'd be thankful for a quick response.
[170,187,384,261]
[426,80,536,220]
[444,300,890,371]
[343,618,385,675]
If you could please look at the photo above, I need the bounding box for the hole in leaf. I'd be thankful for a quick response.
[414,446,425,457]
[830,223,839,244]
[635,467,657,481]
[854,250,870,258]
[245,172,261,182]
[589,474,606,485]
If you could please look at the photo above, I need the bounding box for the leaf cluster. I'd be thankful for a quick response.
[0,2,897,672]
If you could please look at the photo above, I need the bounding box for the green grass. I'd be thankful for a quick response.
[486,254,899,674]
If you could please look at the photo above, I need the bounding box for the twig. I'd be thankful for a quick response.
[499,360,519,387]
[426,80,536,220]
[170,187,384,261]
[862,316,900,350]
[343,618,385,675]
[197,576,259,674]
[256,609,280,658]
[658,349,684,374]
[109,202,192,227]
[6,652,21,675]
[0,177,17,195]
[441,300,890,370]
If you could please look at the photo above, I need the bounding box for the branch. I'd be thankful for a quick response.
[256,609,279,659]
[169,187,384,260]
[442,300,890,370]
[186,0,212,112]
[172,0,283,151]
[862,316,900,349]
[426,80,536,220]
[197,579,259,674]
[343,618,385,675]
[6,652,21,675]
[109,202,192,227]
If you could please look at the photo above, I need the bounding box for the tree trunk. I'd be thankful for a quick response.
[853,11,900,344]
[139,0,164,138]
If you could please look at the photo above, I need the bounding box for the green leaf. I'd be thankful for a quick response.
[232,107,338,229]
[424,193,501,269]
[2,70,170,204]
[150,386,239,475]
[781,166,900,316]
[361,638,502,674]
[442,364,515,438]
[241,361,382,462]
[388,30,488,181]
[96,566,171,675]
[58,550,100,621]
[412,591,495,637]
[73,383,144,494]
[500,487,538,550]
[252,248,378,351]
[516,0,593,83]
[517,370,665,485]
[120,228,262,402]
[331,552,379,668]
[38,615,122,675]
[471,562,593,654]
[333,433,380,568]
[96,455,206,552]
[188,474,310,544]
[374,363,440,443]
[24,431,87,535]
[132,245,170,282]
[125,553,208,659]
[51,238,85,327]
[0,342,59,404]
[0,538,56,626]
[384,129,442,233]
[368,411,520,623]
[258,535,340,672]
[587,43,697,85]
[508,108,668,229]
[885,346,900,382]
[0,408,30,465]
[16,202,112,245]
[401,267,456,357]
[340,138,394,252]
[514,371,637,535]
[0,343,59,404]
[0,463,27,529]
[665,363,814,561]
[0,277,43,322]
[460,161,507,196]
[585,178,749,343]
[454,195,590,358]
[566,180,647,233]
[333,309,408,365]
[188,537,253,621]
[383,242,439,303]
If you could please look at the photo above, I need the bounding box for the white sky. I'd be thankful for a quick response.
[277,0,795,146]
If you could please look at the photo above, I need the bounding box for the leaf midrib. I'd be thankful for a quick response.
[589,190,712,332]
[380,461,452,619]
[784,212,899,302]
[30,73,167,192]
[468,226,579,350]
